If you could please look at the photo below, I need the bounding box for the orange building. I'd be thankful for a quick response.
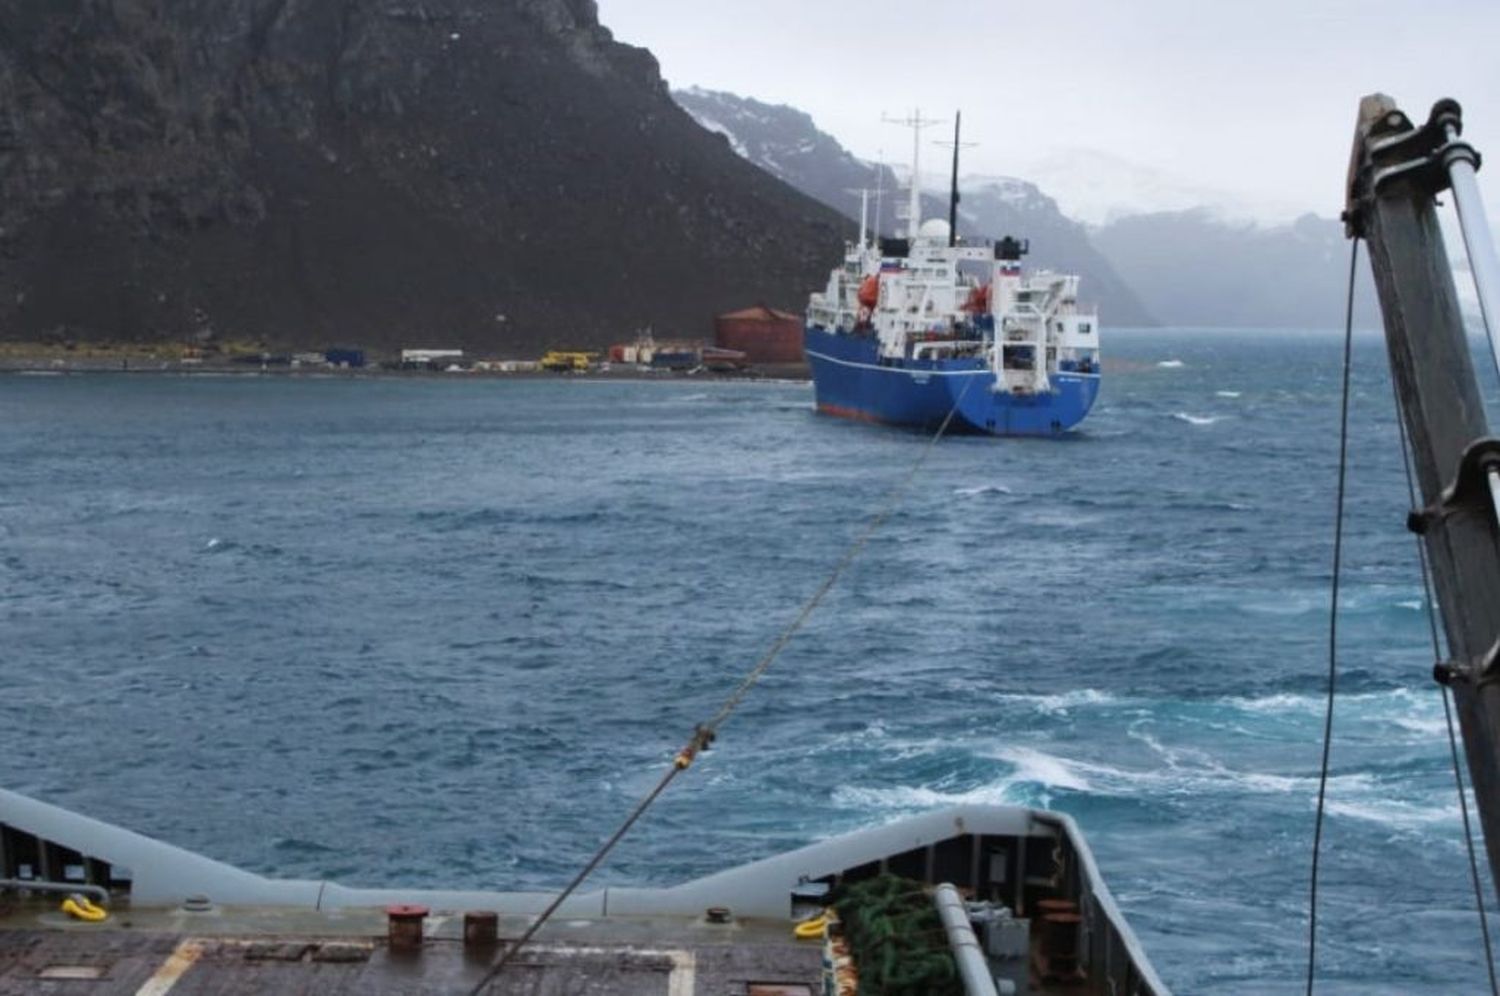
[713,305,803,364]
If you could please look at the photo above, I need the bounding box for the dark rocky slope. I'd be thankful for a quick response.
[0,0,850,353]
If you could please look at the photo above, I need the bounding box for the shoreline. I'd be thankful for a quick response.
[0,357,814,383]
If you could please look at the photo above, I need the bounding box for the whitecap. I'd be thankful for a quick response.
[994,688,1119,714]
[1172,412,1221,426]
[1393,714,1449,737]
[832,784,978,810]
[952,484,1012,499]
[204,537,223,551]
[994,745,1094,792]
[1157,360,1185,369]
[1216,390,1242,398]
[829,746,1095,812]
[1325,797,1457,830]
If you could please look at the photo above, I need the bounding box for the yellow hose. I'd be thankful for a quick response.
[793,913,830,939]
[60,896,108,922]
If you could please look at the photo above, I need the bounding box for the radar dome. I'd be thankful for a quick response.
[918,219,951,242]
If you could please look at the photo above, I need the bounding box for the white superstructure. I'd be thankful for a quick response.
[806,222,1099,396]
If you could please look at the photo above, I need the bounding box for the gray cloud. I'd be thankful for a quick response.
[598,0,1500,224]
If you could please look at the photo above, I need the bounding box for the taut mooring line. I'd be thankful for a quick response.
[469,380,980,995]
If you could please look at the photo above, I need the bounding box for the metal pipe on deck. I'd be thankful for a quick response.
[933,883,1007,996]
[0,879,110,903]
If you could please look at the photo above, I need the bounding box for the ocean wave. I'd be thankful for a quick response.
[1172,412,1222,426]
[952,484,1012,499]
[1325,797,1457,830]
[831,746,1095,810]
[1215,390,1242,398]
[834,741,1385,814]
[1212,687,1449,743]
[993,688,1122,714]
[1226,692,1321,714]
[996,745,1095,791]
[1223,687,1431,715]
[1157,360,1185,368]
[1392,713,1449,737]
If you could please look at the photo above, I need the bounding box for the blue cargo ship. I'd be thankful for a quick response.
[804,117,1101,436]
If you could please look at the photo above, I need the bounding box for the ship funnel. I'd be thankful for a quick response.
[995,236,1030,261]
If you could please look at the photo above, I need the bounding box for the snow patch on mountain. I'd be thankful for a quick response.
[682,107,750,160]
[1015,147,1311,227]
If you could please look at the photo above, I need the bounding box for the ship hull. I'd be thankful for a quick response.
[804,326,1099,436]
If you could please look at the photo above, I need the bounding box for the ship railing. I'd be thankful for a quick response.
[0,818,128,902]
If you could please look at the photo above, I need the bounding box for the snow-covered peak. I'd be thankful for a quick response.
[1015,147,1311,227]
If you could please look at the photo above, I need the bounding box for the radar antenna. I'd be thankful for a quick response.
[882,110,944,239]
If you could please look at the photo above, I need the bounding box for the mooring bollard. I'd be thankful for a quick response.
[386,904,429,953]
[464,911,499,950]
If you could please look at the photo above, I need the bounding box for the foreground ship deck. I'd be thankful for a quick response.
[0,790,1165,994]
[0,911,821,995]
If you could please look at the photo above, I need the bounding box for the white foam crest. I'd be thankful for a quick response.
[834,738,1386,816]
[833,783,1000,810]
[1172,412,1222,426]
[1216,687,1448,745]
[1157,359,1185,368]
[1393,714,1449,737]
[1011,744,1377,799]
[1325,797,1457,830]
[953,484,1012,499]
[1225,687,1431,715]
[831,746,1096,811]
[1215,390,1242,398]
[1228,692,1321,715]
[994,688,1121,714]
[995,745,1094,792]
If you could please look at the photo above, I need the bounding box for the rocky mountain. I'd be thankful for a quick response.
[0,0,851,353]
[673,87,1156,327]
[1092,210,1381,329]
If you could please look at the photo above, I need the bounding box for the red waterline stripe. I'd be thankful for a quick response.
[816,403,892,425]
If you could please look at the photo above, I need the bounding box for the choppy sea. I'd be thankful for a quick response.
[4,328,1499,993]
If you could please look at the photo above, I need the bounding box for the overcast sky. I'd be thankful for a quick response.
[597,0,1499,226]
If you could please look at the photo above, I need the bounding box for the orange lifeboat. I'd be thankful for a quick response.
[857,275,879,310]
[962,283,992,313]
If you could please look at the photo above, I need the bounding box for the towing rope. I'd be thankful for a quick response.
[469,380,979,995]
[1306,237,1359,995]
[1307,237,1500,995]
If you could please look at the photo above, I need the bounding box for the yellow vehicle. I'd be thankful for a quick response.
[539,350,597,372]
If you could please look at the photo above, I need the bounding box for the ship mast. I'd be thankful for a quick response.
[1347,94,1500,896]
[884,110,943,239]
[948,112,961,247]
[934,111,976,248]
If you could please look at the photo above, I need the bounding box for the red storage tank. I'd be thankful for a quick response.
[713,305,804,364]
